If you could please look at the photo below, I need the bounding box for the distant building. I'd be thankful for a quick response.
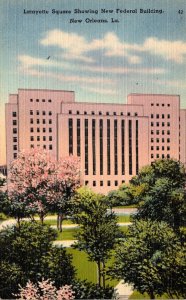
[0,165,7,177]
[5,89,186,193]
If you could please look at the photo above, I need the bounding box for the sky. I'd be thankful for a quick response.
[0,0,186,164]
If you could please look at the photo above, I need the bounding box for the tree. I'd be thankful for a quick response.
[16,279,75,300]
[112,220,186,299]
[130,159,186,231]
[7,149,81,228]
[71,187,121,288]
[0,222,75,299]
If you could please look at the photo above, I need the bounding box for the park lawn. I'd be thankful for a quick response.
[117,215,131,223]
[113,205,137,209]
[44,219,73,226]
[66,248,119,287]
[56,228,79,240]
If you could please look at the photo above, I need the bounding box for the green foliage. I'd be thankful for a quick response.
[0,222,75,299]
[71,187,122,287]
[112,220,186,299]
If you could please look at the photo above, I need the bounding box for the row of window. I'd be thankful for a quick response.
[12,112,17,117]
[151,130,170,135]
[30,136,52,141]
[69,110,138,116]
[151,146,170,151]
[30,110,52,116]
[30,127,52,133]
[151,138,170,143]
[30,99,52,103]
[151,122,170,127]
[30,119,52,124]
[30,144,53,150]
[151,154,170,159]
[151,103,170,107]
[151,114,170,119]
[85,180,125,187]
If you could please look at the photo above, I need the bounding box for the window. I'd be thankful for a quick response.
[30,99,33,102]
[30,128,34,133]
[156,122,159,127]
[162,146,164,150]
[151,154,154,158]
[100,119,103,175]
[13,128,17,134]
[30,144,34,148]
[113,112,116,116]
[42,99,45,102]
[69,119,73,155]
[167,154,170,158]
[13,145,17,150]
[156,130,160,135]
[156,103,159,106]
[162,122,165,126]
[167,114,170,119]
[156,138,159,142]
[85,119,88,175]
[30,118,33,124]
[167,122,170,127]
[129,120,132,175]
[167,130,170,135]
[12,112,17,117]
[136,120,139,174]
[162,114,165,119]
[49,128,52,133]
[100,181,103,186]
[77,119,81,157]
[99,111,102,115]
[134,112,138,116]
[36,99,39,102]
[37,119,40,124]
[43,128,46,133]
[156,114,159,119]
[49,111,52,116]
[43,145,46,149]
[43,119,46,124]
[37,136,40,141]
[69,110,72,114]
[42,111,46,116]
[43,136,46,141]
[167,138,170,143]
[13,137,17,142]
[107,119,111,175]
[36,110,39,115]
[92,119,96,175]
[114,120,118,175]
[127,112,131,116]
[106,112,109,116]
[13,153,17,159]
[168,104,170,107]
[93,181,96,187]
[156,146,159,150]
[162,104,165,107]
[162,138,165,142]
[151,130,154,135]
[162,154,165,158]
[85,181,89,185]
[162,130,165,135]
[151,138,154,142]
[48,99,52,102]
[30,110,33,115]
[13,120,17,125]
[121,120,125,175]
[151,103,154,106]
[107,181,111,186]
[49,136,52,141]
[49,145,53,150]
[151,114,154,118]
[156,154,160,158]
[37,128,40,133]
[167,146,170,151]
[77,111,79,115]
[91,111,95,115]
[30,136,34,141]
[115,180,118,186]
[84,111,87,115]
[151,146,154,150]
[151,122,154,126]
[120,112,123,116]
[49,119,52,124]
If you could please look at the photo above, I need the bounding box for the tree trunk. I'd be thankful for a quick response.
[102,262,106,289]
[149,290,155,299]
[57,213,63,232]
[97,260,101,287]
[40,212,44,225]
[17,216,21,228]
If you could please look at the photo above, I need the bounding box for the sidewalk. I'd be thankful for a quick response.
[115,281,133,300]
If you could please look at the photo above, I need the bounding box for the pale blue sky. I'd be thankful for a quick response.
[0,0,186,163]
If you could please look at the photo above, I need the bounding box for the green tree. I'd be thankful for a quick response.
[112,220,186,299]
[0,222,75,299]
[130,159,186,231]
[72,187,121,288]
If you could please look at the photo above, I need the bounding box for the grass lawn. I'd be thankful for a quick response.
[44,219,73,226]
[56,228,79,240]
[117,215,131,223]
[113,205,137,209]
[66,248,118,287]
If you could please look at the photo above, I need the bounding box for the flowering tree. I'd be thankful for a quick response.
[16,279,75,300]
[8,149,81,226]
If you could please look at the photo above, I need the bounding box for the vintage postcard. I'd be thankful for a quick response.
[0,0,185,299]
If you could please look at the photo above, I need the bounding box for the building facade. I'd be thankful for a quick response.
[5,89,186,193]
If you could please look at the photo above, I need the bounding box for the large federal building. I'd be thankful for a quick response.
[5,89,186,193]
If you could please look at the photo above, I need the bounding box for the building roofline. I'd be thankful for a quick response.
[64,101,144,107]
[17,88,75,93]
[128,93,180,97]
